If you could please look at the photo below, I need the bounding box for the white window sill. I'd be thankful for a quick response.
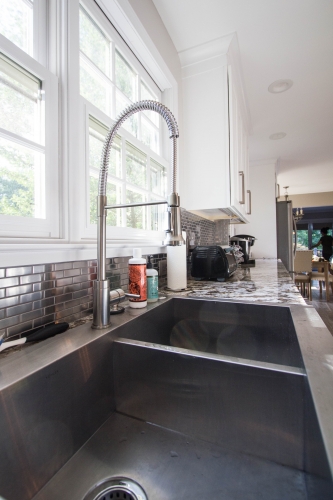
[0,242,167,267]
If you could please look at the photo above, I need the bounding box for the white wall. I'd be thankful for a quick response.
[242,161,277,259]
[282,191,333,208]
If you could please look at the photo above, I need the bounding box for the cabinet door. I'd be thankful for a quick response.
[181,63,230,211]
[228,66,249,217]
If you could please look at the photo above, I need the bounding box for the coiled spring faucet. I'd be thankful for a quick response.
[92,100,184,329]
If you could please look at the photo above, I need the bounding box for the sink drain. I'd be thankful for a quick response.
[84,477,148,500]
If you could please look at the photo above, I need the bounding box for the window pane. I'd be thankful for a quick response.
[150,198,166,231]
[125,142,147,188]
[141,80,159,126]
[150,159,167,197]
[80,56,111,114]
[0,0,33,56]
[0,54,42,143]
[296,230,308,249]
[79,6,110,76]
[116,90,138,137]
[90,175,122,226]
[0,136,45,218]
[89,117,122,225]
[142,116,159,153]
[115,50,136,101]
[89,117,122,178]
[126,189,146,229]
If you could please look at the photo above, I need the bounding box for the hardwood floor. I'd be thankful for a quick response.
[304,281,333,336]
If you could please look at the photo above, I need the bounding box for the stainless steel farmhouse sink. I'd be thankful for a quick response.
[1,297,333,500]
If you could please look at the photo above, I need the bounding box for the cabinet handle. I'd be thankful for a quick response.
[246,189,251,215]
[239,171,245,204]
[276,183,280,199]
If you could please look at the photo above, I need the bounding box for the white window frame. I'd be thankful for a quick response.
[75,0,171,245]
[0,33,59,239]
[0,0,179,266]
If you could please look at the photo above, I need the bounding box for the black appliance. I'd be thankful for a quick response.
[230,234,256,264]
[191,245,237,281]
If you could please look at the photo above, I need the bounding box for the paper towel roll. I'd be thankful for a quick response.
[167,242,187,290]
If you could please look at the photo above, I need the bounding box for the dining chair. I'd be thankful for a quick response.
[311,260,332,302]
[294,250,313,300]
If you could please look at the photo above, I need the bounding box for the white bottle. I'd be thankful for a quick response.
[128,248,147,308]
[146,255,158,302]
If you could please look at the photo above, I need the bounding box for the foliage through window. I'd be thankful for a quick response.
[0,53,45,218]
[81,2,168,233]
[0,0,33,56]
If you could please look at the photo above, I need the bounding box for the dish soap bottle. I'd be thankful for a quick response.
[146,255,158,302]
[128,248,147,308]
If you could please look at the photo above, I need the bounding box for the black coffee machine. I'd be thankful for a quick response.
[230,234,256,266]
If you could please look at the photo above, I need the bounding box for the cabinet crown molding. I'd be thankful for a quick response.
[178,33,235,68]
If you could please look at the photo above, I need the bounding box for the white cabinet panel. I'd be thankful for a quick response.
[180,35,250,222]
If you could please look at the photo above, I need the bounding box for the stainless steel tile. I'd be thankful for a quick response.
[45,287,64,298]
[64,298,81,309]
[63,269,81,278]
[0,269,5,278]
[55,262,72,271]
[44,271,64,281]
[33,314,55,328]
[73,290,89,300]
[20,274,42,285]
[20,291,43,304]
[0,316,19,329]
[0,277,19,288]
[56,278,73,287]
[45,304,61,315]
[0,296,20,309]
[33,265,45,273]
[6,266,33,277]
[21,309,44,323]
[0,310,5,320]
[33,283,42,292]
[64,284,81,293]
[54,293,73,304]
[39,280,55,290]
[56,308,73,320]
[73,261,87,268]
[6,284,33,297]
[7,303,32,317]
[33,297,55,310]
[73,274,91,284]
[7,321,33,337]
[0,289,5,299]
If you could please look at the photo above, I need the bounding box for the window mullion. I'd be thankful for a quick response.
[111,40,115,119]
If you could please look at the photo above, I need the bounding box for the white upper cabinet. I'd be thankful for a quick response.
[179,34,251,222]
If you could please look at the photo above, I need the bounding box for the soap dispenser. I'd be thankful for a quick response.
[146,255,159,302]
[128,248,147,308]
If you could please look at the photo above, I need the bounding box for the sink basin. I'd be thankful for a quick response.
[114,297,304,368]
[1,297,333,500]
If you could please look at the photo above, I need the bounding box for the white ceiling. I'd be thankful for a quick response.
[152,0,333,195]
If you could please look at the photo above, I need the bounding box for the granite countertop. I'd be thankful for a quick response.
[163,258,305,305]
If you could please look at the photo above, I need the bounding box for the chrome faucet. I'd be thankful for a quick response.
[92,100,184,329]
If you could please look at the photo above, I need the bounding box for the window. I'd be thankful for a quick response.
[0,53,45,218]
[80,1,168,237]
[0,3,59,239]
[0,0,177,264]
[0,0,33,56]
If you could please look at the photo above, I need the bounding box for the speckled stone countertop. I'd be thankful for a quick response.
[164,258,305,305]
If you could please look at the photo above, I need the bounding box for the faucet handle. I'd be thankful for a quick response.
[109,288,140,314]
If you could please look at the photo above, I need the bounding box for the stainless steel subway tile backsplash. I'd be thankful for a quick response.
[0,214,229,345]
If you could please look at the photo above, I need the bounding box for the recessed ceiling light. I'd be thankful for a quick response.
[268,79,293,93]
[269,132,286,140]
